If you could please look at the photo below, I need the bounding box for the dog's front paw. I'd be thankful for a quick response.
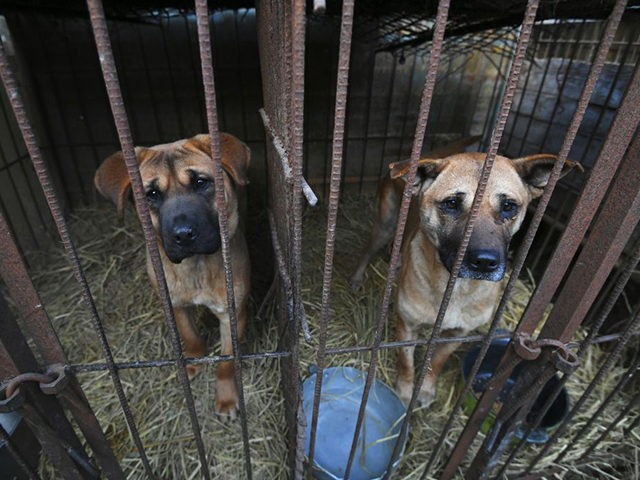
[396,378,436,408]
[395,378,414,406]
[215,380,239,421]
[348,273,364,291]
[416,389,435,408]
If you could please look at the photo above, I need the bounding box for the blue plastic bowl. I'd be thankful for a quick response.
[461,337,570,444]
[302,366,409,480]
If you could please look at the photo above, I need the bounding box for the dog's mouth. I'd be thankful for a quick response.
[164,234,221,264]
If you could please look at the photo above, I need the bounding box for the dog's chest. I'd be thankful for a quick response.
[147,254,228,313]
[397,238,503,332]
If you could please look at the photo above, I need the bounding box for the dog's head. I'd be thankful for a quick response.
[95,133,251,264]
[391,153,581,282]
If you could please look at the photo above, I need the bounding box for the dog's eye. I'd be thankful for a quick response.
[193,177,211,191]
[500,199,519,219]
[440,196,462,214]
[146,188,162,203]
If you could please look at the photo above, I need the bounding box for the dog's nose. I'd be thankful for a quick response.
[468,249,500,273]
[173,225,198,246]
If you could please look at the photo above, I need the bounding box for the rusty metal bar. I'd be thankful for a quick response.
[523,305,640,473]
[580,384,640,464]
[0,294,88,479]
[0,21,151,480]
[495,231,640,477]
[0,200,122,479]
[550,335,640,471]
[72,350,293,373]
[85,1,211,478]
[442,1,630,474]
[494,91,640,476]
[0,422,39,480]
[1,387,86,480]
[307,0,355,469]
[379,1,536,477]
[536,123,640,344]
[335,0,452,478]
[193,3,253,478]
[48,329,640,374]
[256,2,298,473]
[516,4,635,341]
[289,2,307,477]
[467,45,640,480]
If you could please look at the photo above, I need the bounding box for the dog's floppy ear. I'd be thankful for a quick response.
[188,133,251,186]
[512,154,584,199]
[389,157,444,195]
[94,147,157,219]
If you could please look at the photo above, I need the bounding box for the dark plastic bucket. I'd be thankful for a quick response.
[461,337,570,444]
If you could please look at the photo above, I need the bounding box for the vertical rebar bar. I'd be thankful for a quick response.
[495,233,640,478]
[307,0,355,470]
[193,2,253,478]
[338,1,452,478]
[289,1,307,477]
[0,27,132,480]
[85,1,211,478]
[441,1,629,474]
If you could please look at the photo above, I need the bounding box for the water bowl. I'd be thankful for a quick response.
[302,366,409,480]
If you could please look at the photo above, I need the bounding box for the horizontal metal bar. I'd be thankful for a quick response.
[62,329,637,373]
[71,351,292,373]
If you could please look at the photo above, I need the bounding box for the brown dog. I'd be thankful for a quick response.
[95,133,251,418]
[350,150,579,407]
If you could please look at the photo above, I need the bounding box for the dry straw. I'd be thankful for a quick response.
[25,194,638,479]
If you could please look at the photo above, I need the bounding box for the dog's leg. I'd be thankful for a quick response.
[174,306,206,380]
[349,176,401,290]
[419,328,464,407]
[397,323,463,408]
[214,305,246,419]
[396,316,418,406]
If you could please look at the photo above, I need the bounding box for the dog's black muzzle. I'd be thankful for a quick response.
[458,248,506,281]
[439,225,508,283]
[440,246,506,282]
[159,195,221,263]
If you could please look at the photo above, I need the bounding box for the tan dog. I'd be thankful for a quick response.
[351,150,579,407]
[95,133,251,419]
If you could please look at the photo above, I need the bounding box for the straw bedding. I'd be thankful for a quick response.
[24,194,639,479]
